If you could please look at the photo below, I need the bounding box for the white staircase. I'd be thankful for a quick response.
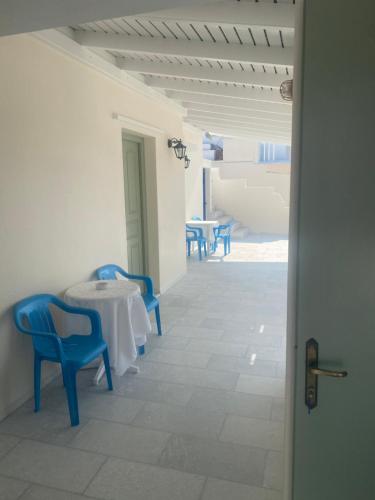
[210,209,250,240]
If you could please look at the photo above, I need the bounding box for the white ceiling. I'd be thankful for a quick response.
[0,0,216,36]
[68,0,295,142]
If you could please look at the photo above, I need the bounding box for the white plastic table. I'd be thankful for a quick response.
[65,280,151,384]
[186,220,218,250]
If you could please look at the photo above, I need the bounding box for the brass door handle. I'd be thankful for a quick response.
[310,367,348,378]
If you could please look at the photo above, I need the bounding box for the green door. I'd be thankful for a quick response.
[122,137,145,276]
[291,1,375,499]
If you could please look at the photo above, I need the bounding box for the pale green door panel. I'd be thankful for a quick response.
[292,1,375,499]
[123,138,145,276]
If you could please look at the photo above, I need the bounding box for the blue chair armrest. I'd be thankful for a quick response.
[53,298,103,340]
[125,274,154,296]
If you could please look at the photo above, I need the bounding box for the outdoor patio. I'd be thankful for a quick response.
[0,236,287,500]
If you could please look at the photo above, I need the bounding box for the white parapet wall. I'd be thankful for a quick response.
[211,162,290,235]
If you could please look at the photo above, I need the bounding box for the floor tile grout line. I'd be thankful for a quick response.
[13,481,33,500]
[63,425,283,461]
[0,429,283,473]
[1,464,283,500]
[16,478,102,500]
[82,455,110,497]
[198,476,209,500]
[0,434,22,464]
[0,397,284,442]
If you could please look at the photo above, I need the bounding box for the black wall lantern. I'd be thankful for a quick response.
[184,156,191,169]
[168,138,187,160]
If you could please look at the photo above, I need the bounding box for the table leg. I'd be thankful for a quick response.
[93,362,140,385]
[93,362,106,385]
[127,365,140,374]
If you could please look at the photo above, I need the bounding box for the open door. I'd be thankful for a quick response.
[288,1,375,499]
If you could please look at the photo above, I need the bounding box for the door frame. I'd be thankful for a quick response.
[285,1,305,499]
[122,133,149,276]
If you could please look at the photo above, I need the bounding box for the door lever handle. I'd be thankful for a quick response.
[310,367,348,378]
[305,338,348,412]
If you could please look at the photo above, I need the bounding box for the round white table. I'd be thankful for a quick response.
[65,280,151,383]
[186,220,218,251]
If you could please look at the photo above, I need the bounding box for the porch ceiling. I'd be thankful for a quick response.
[70,0,294,142]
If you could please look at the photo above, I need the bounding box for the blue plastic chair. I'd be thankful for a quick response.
[96,264,162,336]
[186,226,207,261]
[213,224,232,255]
[13,294,113,426]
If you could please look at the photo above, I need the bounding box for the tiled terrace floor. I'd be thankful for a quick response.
[0,237,288,500]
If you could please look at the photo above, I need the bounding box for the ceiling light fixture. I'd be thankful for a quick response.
[280,80,293,101]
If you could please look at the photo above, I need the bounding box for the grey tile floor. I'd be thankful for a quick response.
[0,237,287,500]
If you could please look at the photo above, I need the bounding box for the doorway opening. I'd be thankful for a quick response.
[122,134,148,277]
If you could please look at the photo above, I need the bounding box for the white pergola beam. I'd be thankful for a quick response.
[145,77,287,104]
[171,92,292,115]
[188,122,290,142]
[138,2,295,31]
[184,103,292,123]
[186,110,291,129]
[75,31,293,67]
[1,0,215,36]
[118,59,286,88]
[188,116,290,135]
[189,116,289,133]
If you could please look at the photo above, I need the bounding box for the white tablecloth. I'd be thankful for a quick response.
[65,280,151,376]
[186,220,218,247]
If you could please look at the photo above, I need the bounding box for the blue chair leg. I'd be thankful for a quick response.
[228,236,231,253]
[103,348,113,391]
[224,239,227,255]
[64,368,79,426]
[204,241,207,256]
[155,305,162,336]
[34,353,41,412]
[198,242,202,260]
[137,345,145,356]
[187,241,191,257]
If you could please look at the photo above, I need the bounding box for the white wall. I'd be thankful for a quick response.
[211,136,290,235]
[212,163,290,235]
[223,137,258,162]
[184,126,203,220]
[0,34,195,419]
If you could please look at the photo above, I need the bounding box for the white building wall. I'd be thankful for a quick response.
[223,137,258,162]
[184,126,203,220]
[212,166,290,235]
[0,34,200,419]
[212,137,290,235]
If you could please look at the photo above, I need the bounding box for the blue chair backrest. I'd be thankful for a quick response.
[186,228,198,240]
[191,216,202,221]
[14,294,60,356]
[215,224,232,237]
[186,225,204,239]
[96,264,128,280]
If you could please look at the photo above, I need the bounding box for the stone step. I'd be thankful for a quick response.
[218,215,233,225]
[232,227,250,239]
[230,221,241,232]
[211,209,224,218]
